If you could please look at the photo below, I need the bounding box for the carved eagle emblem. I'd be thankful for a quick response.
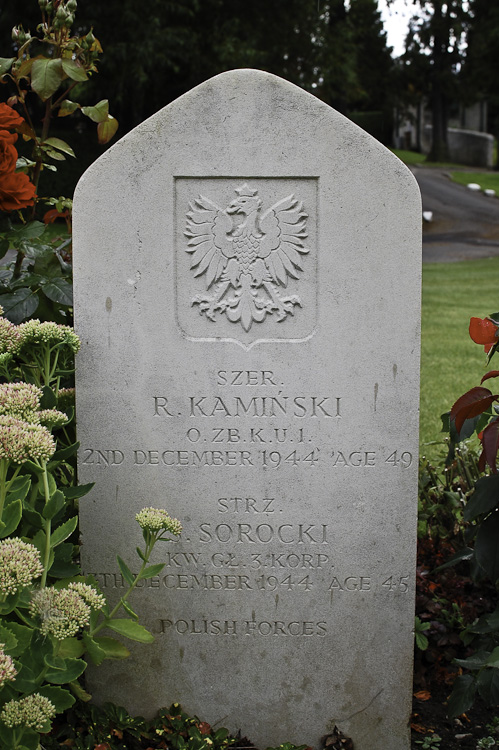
[184,184,310,332]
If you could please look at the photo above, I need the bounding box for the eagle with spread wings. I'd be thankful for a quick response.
[184,184,310,332]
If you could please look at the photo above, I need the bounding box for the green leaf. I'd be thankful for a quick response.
[70,680,92,701]
[0,624,17,652]
[92,636,130,660]
[142,563,165,578]
[13,663,38,692]
[83,631,107,665]
[0,57,14,76]
[22,501,44,526]
[415,632,429,651]
[38,685,75,712]
[13,221,45,240]
[38,470,57,499]
[477,669,499,705]
[104,619,154,643]
[447,674,476,717]
[2,622,32,656]
[61,58,88,82]
[31,57,64,101]
[0,498,22,538]
[487,646,499,667]
[117,556,135,586]
[0,239,9,259]
[455,650,491,669]
[58,99,80,117]
[43,489,65,520]
[41,276,73,306]
[41,385,57,409]
[81,99,109,123]
[53,441,79,462]
[0,288,39,324]
[0,591,20,615]
[51,516,78,547]
[63,482,94,500]
[97,116,119,144]
[475,511,499,582]
[45,657,87,684]
[464,475,499,522]
[57,637,85,659]
[6,475,31,503]
[121,600,138,620]
[43,137,76,157]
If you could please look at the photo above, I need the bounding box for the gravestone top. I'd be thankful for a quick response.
[74,69,421,750]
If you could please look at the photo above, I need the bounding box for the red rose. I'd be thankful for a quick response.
[0,103,24,130]
[0,130,18,175]
[0,171,36,211]
[469,316,499,353]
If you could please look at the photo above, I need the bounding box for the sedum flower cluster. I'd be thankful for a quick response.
[0,693,56,731]
[0,538,43,596]
[67,581,106,610]
[0,414,55,465]
[0,382,43,421]
[0,382,69,466]
[136,507,182,536]
[17,319,80,355]
[0,644,17,688]
[30,583,104,640]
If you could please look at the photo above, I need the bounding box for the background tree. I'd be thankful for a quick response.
[401,0,469,161]
[461,0,499,166]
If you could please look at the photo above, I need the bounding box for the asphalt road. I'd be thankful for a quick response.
[412,166,499,263]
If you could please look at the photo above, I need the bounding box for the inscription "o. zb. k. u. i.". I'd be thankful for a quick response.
[185,184,310,332]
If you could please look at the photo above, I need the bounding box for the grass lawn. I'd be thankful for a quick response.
[421,257,499,463]
[451,170,499,194]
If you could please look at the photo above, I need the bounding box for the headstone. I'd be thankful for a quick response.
[73,70,421,750]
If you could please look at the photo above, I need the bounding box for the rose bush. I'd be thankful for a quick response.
[444,313,499,716]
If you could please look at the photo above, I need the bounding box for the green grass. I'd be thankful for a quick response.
[391,148,427,165]
[421,257,499,463]
[451,171,499,194]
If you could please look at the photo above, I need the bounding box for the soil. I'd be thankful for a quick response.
[410,681,498,749]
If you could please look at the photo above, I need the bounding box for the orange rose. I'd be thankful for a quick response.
[0,103,24,130]
[0,171,36,211]
[0,130,18,175]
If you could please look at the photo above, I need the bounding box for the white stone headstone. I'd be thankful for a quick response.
[73,69,421,750]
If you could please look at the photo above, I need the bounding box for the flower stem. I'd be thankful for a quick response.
[40,463,51,588]
[91,538,155,636]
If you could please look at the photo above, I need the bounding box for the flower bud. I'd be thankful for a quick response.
[38,0,48,10]
[55,5,67,19]
[85,29,95,45]
[67,0,77,11]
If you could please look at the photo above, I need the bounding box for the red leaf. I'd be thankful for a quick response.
[470,317,499,345]
[450,386,497,433]
[481,371,499,384]
[480,417,499,473]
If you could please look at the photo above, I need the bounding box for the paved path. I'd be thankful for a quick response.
[412,166,499,263]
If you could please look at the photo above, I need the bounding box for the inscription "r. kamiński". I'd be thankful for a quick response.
[153,395,341,418]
